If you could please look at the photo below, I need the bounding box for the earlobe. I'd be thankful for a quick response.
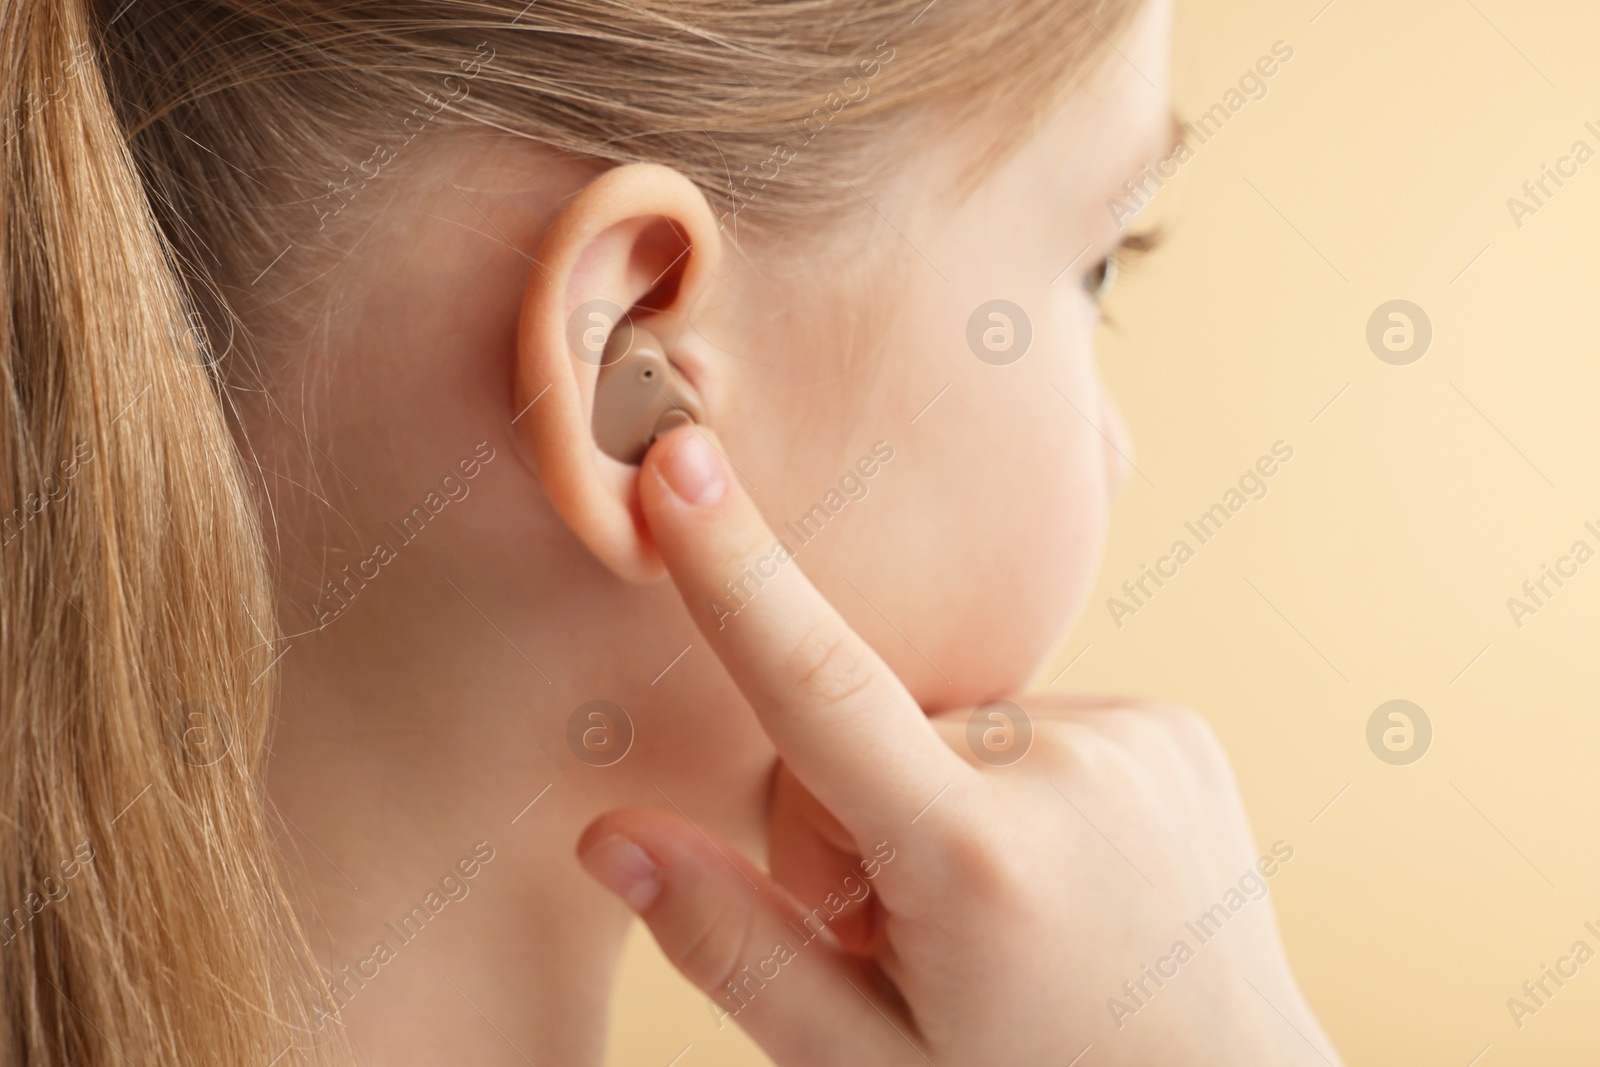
[512,163,723,583]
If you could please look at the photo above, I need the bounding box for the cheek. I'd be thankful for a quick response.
[864,409,1108,705]
[956,320,1110,689]
[730,200,1117,704]
[803,298,1111,708]
[1099,375,1135,498]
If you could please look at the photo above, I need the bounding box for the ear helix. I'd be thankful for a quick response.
[591,321,706,465]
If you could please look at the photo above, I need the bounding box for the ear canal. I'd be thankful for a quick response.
[592,321,706,464]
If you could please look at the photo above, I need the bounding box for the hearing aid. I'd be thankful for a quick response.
[591,321,706,465]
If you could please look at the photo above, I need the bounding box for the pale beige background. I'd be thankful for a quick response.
[605,1,1600,1064]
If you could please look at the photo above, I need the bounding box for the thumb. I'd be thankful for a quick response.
[577,808,920,1067]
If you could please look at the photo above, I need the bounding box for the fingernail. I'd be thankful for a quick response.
[582,834,663,913]
[660,431,726,506]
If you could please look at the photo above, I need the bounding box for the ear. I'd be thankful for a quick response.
[514,163,723,583]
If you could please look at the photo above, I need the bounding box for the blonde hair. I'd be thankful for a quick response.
[0,0,1141,1061]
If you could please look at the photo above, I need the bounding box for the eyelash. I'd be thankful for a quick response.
[1082,229,1164,304]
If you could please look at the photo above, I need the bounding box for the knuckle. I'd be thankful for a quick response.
[784,621,879,711]
[1043,720,1128,783]
[664,895,759,996]
[935,805,1037,906]
[1029,717,1089,764]
[1146,701,1228,767]
[1148,700,1214,744]
[1095,700,1209,753]
[1109,701,1234,795]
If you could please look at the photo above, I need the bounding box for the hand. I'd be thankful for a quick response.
[577,427,1342,1066]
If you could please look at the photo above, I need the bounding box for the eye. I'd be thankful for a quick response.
[1081,228,1164,306]
[1082,255,1119,303]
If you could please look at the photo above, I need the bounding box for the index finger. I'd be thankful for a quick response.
[639,426,976,843]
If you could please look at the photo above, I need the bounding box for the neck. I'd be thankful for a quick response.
[266,551,773,1064]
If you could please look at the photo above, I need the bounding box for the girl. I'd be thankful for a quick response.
[0,0,1339,1063]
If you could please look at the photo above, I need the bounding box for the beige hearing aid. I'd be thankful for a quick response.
[592,321,706,464]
